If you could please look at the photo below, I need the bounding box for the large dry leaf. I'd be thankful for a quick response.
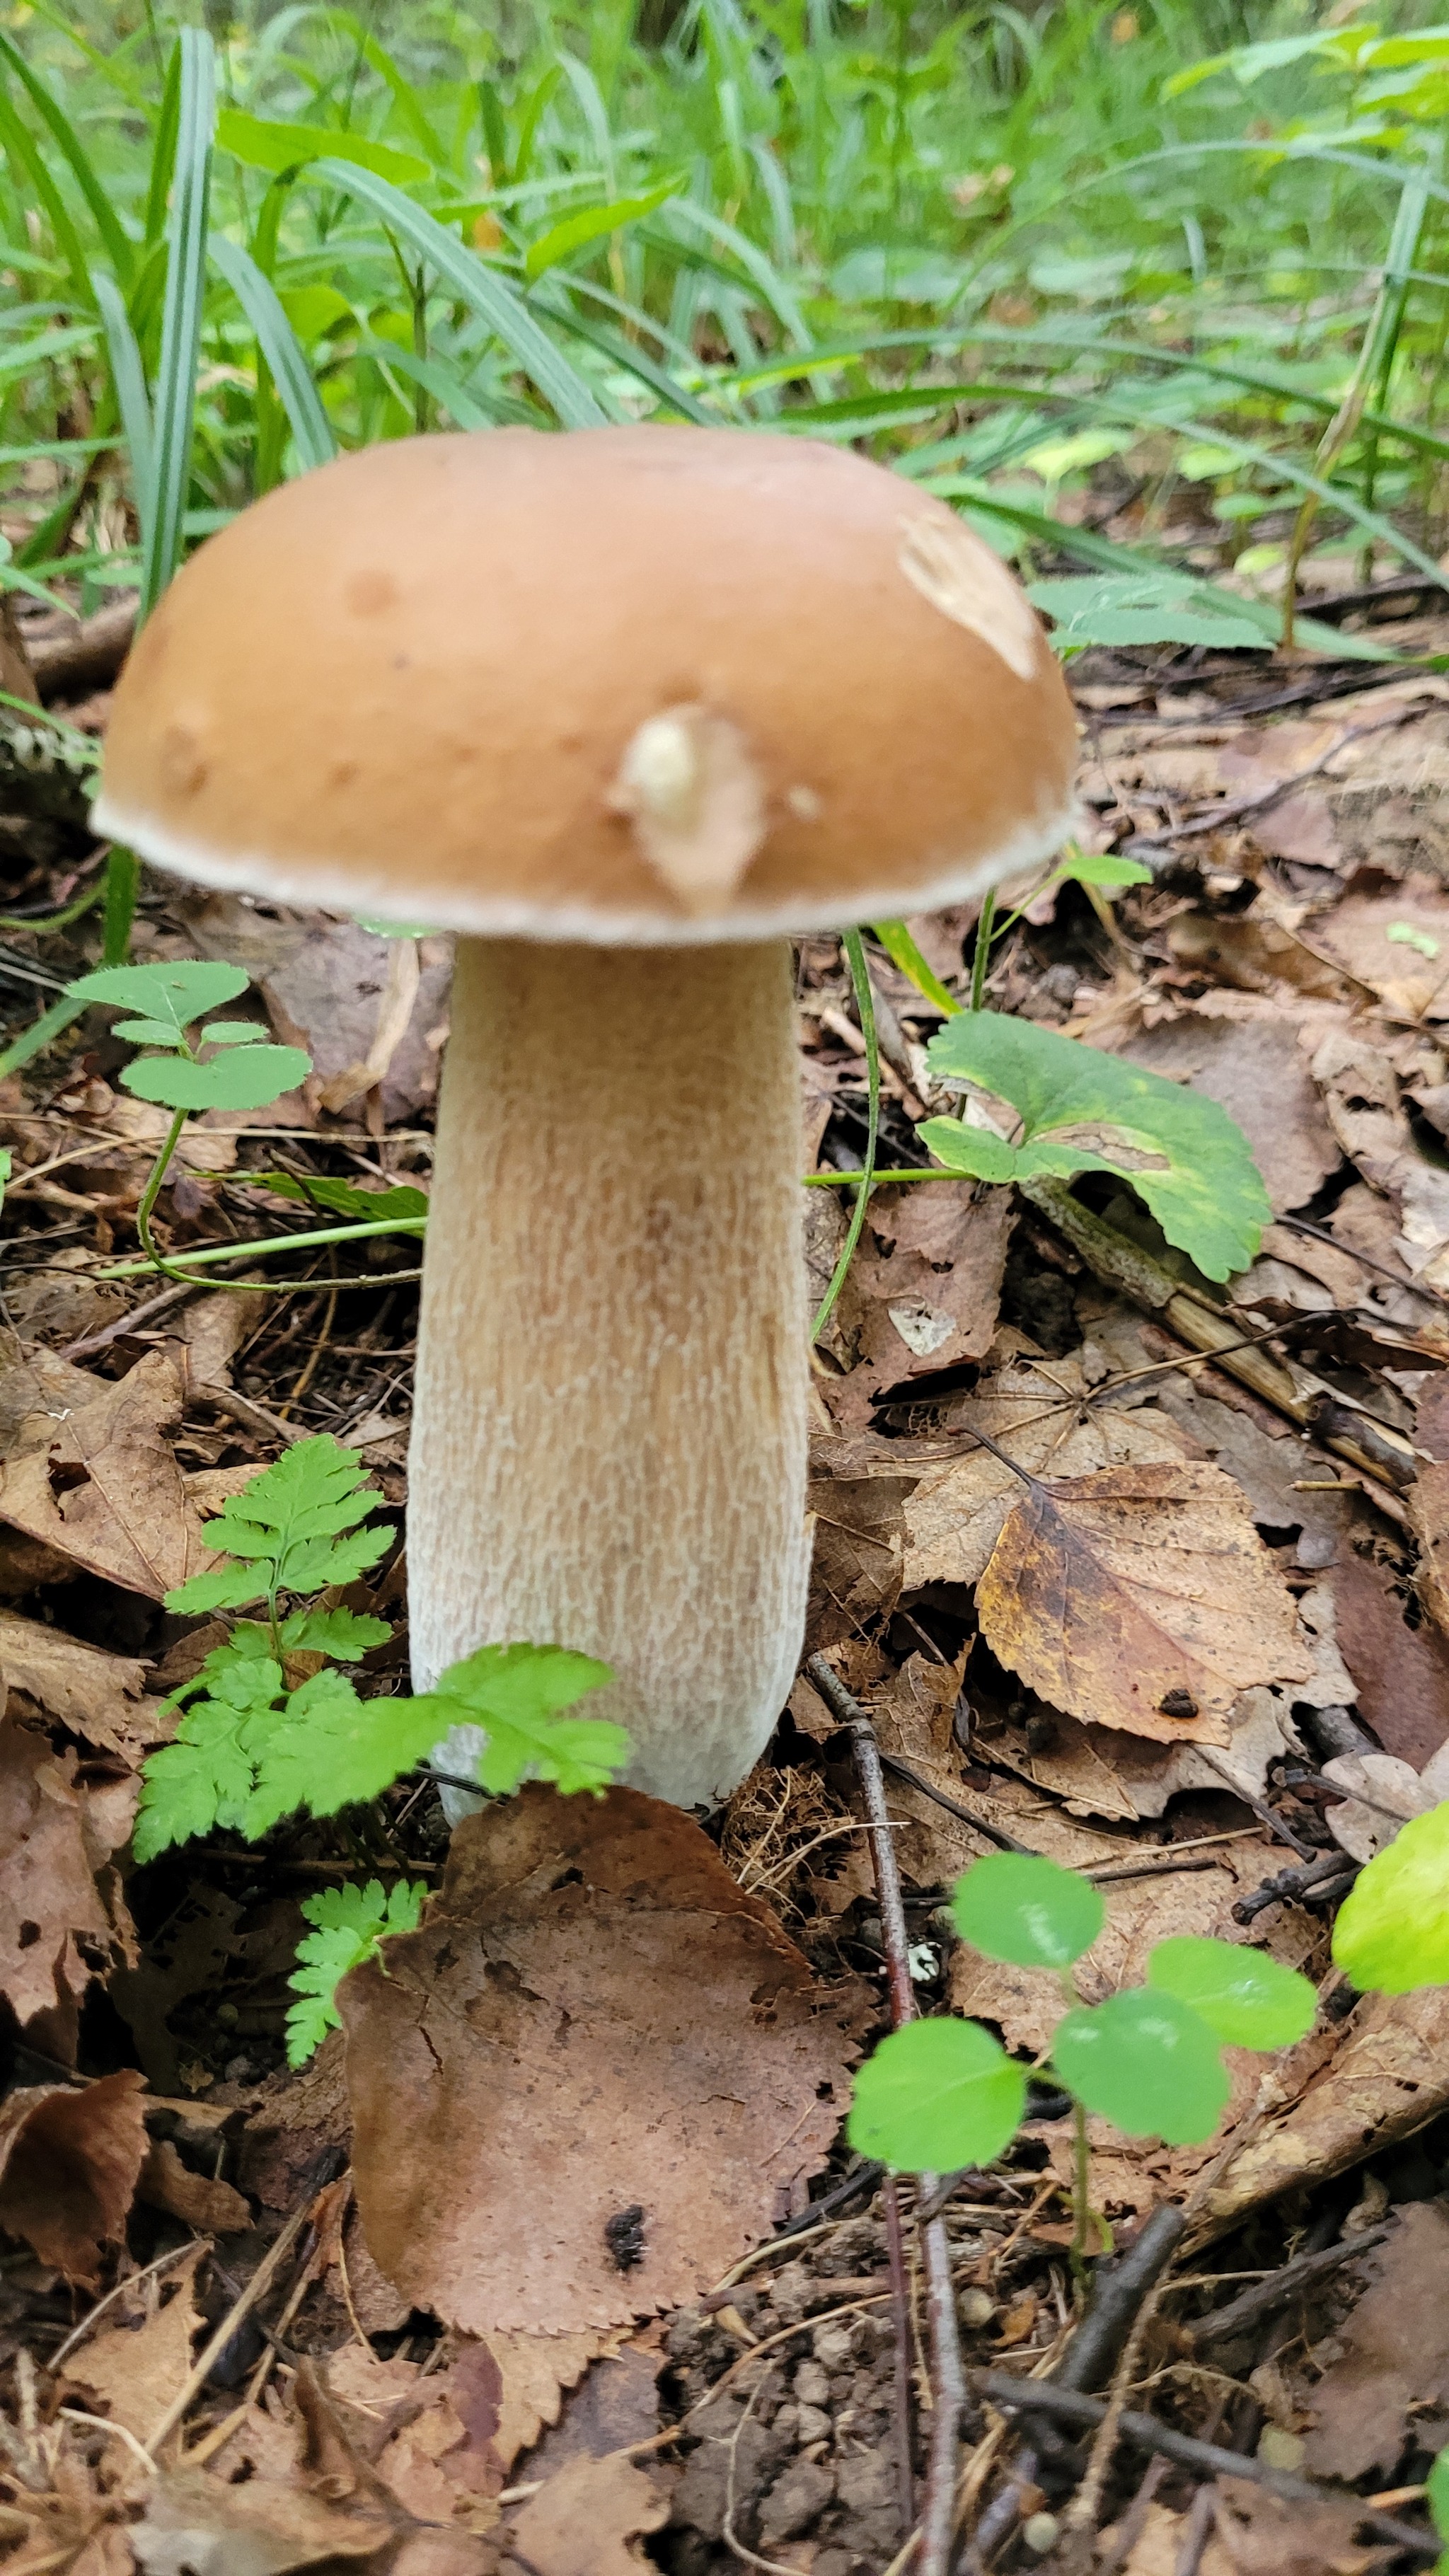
[131,2472,387,2575]
[0,1351,212,1600]
[504,2455,668,2576]
[1299,2204,1449,2480]
[0,1607,162,1755]
[1123,1003,1341,1218]
[0,1716,135,2029]
[977,1460,1312,1743]
[901,1350,1188,1593]
[259,920,452,1124]
[137,2137,251,2236]
[0,2069,148,2283]
[61,2245,204,2440]
[340,1786,862,2339]
[1332,1542,1449,1768]
[848,1182,1012,1380]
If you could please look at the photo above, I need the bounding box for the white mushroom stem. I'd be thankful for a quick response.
[408,937,811,1813]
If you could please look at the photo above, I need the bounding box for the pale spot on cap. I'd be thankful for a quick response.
[896,513,1041,683]
[786,784,822,821]
[608,705,767,916]
[158,719,207,797]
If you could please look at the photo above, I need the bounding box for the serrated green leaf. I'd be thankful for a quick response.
[846,2016,1027,2171]
[110,1017,191,1047]
[1332,1801,1449,1994]
[65,960,250,1033]
[197,1020,266,1045]
[133,1700,259,1861]
[922,1012,1270,1282]
[1147,1935,1316,2048]
[284,1874,426,2064]
[278,1526,391,1595]
[279,1606,391,1658]
[951,1853,1105,1970]
[1053,1990,1230,2143]
[417,1643,628,1798]
[1029,574,1270,652]
[250,1673,448,1827]
[163,1559,272,1616]
[189,1438,380,1563]
[120,1044,311,1112]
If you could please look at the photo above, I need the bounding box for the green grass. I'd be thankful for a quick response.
[0,0,1445,707]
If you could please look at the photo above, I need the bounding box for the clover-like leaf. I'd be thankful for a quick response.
[951,1852,1104,1970]
[1052,1989,1230,2143]
[1147,1934,1316,2048]
[1332,1801,1449,1994]
[66,960,251,1035]
[120,1043,311,1112]
[846,2016,1027,2171]
[922,1010,1270,1281]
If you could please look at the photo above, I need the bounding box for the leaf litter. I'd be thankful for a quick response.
[12,613,1449,2570]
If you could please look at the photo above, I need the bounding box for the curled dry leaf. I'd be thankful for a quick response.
[504,2455,669,2576]
[0,1351,212,1601]
[976,1460,1312,1744]
[137,2137,250,2236]
[1299,2202,1449,2481]
[60,2243,204,2441]
[0,2068,148,2283]
[0,1605,163,1757]
[340,1786,864,2339]
[130,2470,387,2575]
[0,1714,136,2033]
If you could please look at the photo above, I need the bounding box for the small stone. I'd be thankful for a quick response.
[766,2260,813,2327]
[796,2404,833,2445]
[836,2450,898,2517]
[959,2287,996,2330]
[758,2457,836,2543]
[794,2360,831,2408]
[1022,2512,1060,2555]
[812,2321,858,2372]
[1257,2427,1305,2472]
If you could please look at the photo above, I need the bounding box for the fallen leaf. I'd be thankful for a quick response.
[1122,1002,1341,1218]
[1300,2203,1449,2479]
[340,1786,863,2338]
[1410,1459,1449,1645]
[61,2243,204,2439]
[130,2470,386,2573]
[976,1460,1312,1743]
[260,920,453,1124]
[0,2069,148,2283]
[0,1607,163,1755]
[804,1428,926,1651]
[901,1348,1188,1593]
[0,1716,136,2033]
[1332,1542,1449,1768]
[1109,2499,1234,2576]
[1212,2477,1378,2576]
[1312,877,1449,1020]
[848,1181,1012,1386]
[137,2137,251,2235]
[516,2344,662,2486]
[503,2455,668,2576]
[0,1351,212,1600]
[110,1889,243,2094]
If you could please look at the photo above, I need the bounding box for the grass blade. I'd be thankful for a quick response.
[812,928,879,1343]
[209,236,336,474]
[93,273,154,518]
[140,29,216,623]
[304,158,609,428]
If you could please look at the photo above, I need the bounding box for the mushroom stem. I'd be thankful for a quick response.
[409,936,811,1813]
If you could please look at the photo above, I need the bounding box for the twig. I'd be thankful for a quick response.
[1053,2206,1188,2396]
[876,1750,1041,1856]
[972,2372,1437,2553]
[59,1276,204,1358]
[50,2239,210,2370]
[1232,1849,1359,1924]
[1184,2222,1392,2352]
[142,2204,309,2458]
[807,1653,966,2576]
[1123,707,1419,850]
[1172,2482,1218,2576]
[195,1380,305,1446]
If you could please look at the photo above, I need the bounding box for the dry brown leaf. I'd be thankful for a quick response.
[1411,1459,1449,1644]
[804,1428,923,1651]
[0,1607,163,1755]
[1109,2499,1235,2576]
[1211,2478,1378,2576]
[1122,1003,1341,1217]
[503,2456,669,2576]
[1332,1543,1449,1768]
[848,1182,1012,1382]
[130,2470,386,2574]
[1299,2204,1449,2479]
[901,1350,1188,1593]
[137,2137,250,2235]
[0,2069,148,2282]
[259,920,452,1124]
[0,1715,136,2032]
[1312,876,1449,1020]
[340,1786,863,2339]
[0,1351,212,1600]
[977,1460,1312,1743]
[60,2243,204,2439]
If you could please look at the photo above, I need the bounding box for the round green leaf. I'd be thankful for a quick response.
[846,2016,1027,2173]
[1428,2443,1449,2543]
[122,1044,311,1112]
[66,960,250,1029]
[1332,1801,1449,1995]
[1052,1990,1230,2144]
[951,1852,1105,1970]
[1147,1936,1316,2050]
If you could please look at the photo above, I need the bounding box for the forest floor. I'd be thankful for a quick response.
[4,559,1449,2574]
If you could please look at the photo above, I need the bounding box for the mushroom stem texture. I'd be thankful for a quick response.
[409,936,811,1813]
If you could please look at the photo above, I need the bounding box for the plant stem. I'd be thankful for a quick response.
[101,845,140,964]
[810,926,880,1343]
[0,878,106,935]
[134,1105,200,1284]
[969,889,996,1012]
[96,1213,426,1278]
[1070,2096,1092,2290]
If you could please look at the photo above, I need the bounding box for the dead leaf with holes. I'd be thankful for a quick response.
[340,1786,864,2340]
[976,1460,1312,1743]
[0,1714,136,2039]
[0,1351,213,1600]
[901,1348,1189,1595]
[0,2069,148,2283]
[60,2243,204,2441]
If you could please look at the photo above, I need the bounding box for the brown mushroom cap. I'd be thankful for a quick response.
[94,424,1078,942]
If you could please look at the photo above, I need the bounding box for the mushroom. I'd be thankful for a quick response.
[94,427,1077,1813]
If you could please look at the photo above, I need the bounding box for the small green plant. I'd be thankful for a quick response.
[1428,2444,1449,2574]
[135,1434,629,1861]
[64,961,311,1284]
[285,1876,427,2067]
[1332,1801,1449,1996]
[848,1854,1315,2243]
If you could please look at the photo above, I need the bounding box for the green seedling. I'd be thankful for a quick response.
[848,1853,1315,2263]
[1428,2443,1449,2574]
[285,1876,427,2067]
[64,960,311,1286]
